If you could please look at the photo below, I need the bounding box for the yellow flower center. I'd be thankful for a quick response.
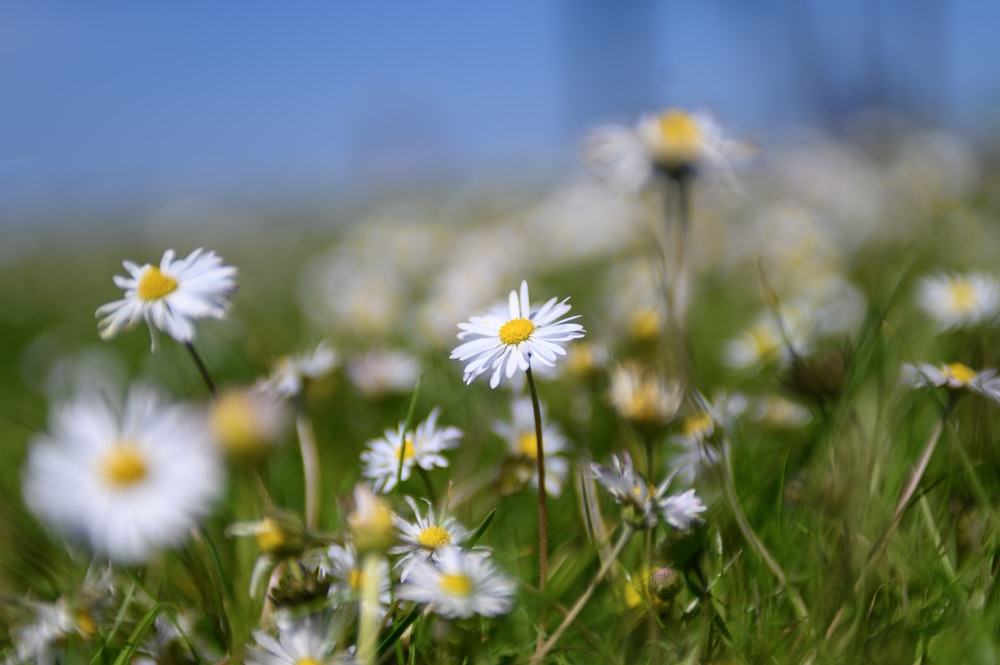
[498,318,534,345]
[651,109,702,167]
[136,266,178,301]
[211,391,267,457]
[397,437,416,462]
[255,518,287,554]
[439,572,472,596]
[683,412,714,440]
[947,280,977,314]
[517,432,539,460]
[748,324,779,359]
[101,443,148,488]
[75,611,97,638]
[296,659,321,665]
[417,525,452,548]
[349,568,365,591]
[629,308,660,341]
[944,362,977,384]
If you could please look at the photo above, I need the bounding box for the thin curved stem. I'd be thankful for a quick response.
[532,524,635,664]
[183,341,217,398]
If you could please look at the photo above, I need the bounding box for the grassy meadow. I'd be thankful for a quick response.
[2,115,1000,664]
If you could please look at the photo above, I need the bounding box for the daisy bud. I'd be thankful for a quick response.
[348,485,396,555]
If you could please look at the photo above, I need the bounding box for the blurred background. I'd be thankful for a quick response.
[3,0,999,229]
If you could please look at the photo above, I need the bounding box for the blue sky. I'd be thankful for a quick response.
[2,1,999,219]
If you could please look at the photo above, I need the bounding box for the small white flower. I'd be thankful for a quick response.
[669,392,746,484]
[321,543,392,617]
[723,306,811,372]
[258,341,338,399]
[491,397,570,497]
[397,547,516,619]
[22,386,224,564]
[391,496,471,581]
[96,248,237,350]
[607,362,683,426]
[916,272,1000,330]
[658,489,707,531]
[586,108,749,192]
[347,349,422,397]
[360,408,462,493]
[591,451,705,531]
[247,611,352,665]
[10,599,83,665]
[451,280,585,389]
[901,362,1000,403]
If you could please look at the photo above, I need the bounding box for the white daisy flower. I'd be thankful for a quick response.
[586,108,749,192]
[22,386,223,564]
[916,272,1000,330]
[96,248,237,350]
[396,546,516,619]
[591,451,706,531]
[258,341,338,400]
[360,408,462,493]
[669,392,746,484]
[347,348,422,397]
[321,542,392,617]
[901,362,1000,403]
[607,362,684,427]
[247,611,353,665]
[391,496,471,581]
[451,280,585,389]
[210,387,290,459]
[723,306,811,372]
[658,489,707,531]
[491,397,570,497]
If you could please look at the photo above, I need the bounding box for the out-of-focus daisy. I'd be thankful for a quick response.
[396,546,515,619]
[22,386,223,564]
[586,108,749,192]
[360,408,462,493]
[669,392,746,484]
[210,387,290,459]
[723,306,811,372]
[451,280,585,389]
[258,341,338,400]
[322,542,392,616]
[246,611,353,665]
[916,272,1000,330]
[591,451,706,531]
[346,484,397,554]
[10,598,89,665]
[491,397,570,497]
[607,362,684,427]
[96,248,237,350]
[901,362,1000,403]
[391,496,471,581]
[347,349,422,397]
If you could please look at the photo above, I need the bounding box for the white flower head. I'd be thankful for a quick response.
[321,542,392,617]
[96,248,237,350]
[916,272,1000,330]
[451,280,585,389]
[607,362,684,426]
[247,611,353,665]
[491,397,569,497]
[391,496,471,581]
[360,408,462,493]
[586,108,750,193]
[347,348,422,397]
[22,386,224,564]
[591,451,706,531]
[901,362,1000,403]
[396,546,516,619]
[258,341,338,399]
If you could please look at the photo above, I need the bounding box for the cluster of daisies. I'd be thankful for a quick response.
[12,240,713,664]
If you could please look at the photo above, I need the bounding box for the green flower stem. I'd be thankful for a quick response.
[525,366,549,649]
[719,439,808,621]
[532,523,635,664]
[183,341,217,398]
[295,409,320,531]
[525,367,549,596]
